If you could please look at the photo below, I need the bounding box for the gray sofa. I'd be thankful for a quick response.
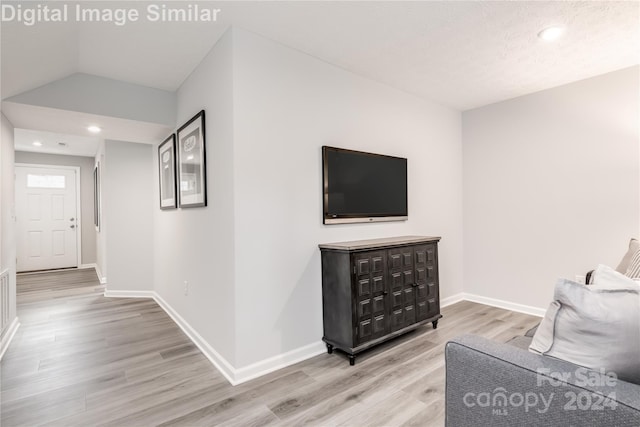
[445,332,640,426]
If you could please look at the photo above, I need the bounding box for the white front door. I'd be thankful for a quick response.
[15,166,79,272]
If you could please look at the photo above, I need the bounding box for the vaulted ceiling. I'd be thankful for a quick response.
[3,1,638,112]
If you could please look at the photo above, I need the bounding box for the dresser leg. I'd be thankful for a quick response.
[348,355,356,366]
[326,344,333,354]
[432,320,438,329]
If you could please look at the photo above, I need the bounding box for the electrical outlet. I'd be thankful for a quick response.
[183,281,189,296]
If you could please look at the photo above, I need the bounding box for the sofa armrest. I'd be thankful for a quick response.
[445,335,640,427]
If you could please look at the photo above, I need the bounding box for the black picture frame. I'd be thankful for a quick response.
[93,164,100,229]
[158,134,177,210]
[177,110,207,208]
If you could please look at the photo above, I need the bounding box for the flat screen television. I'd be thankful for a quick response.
[322,146,408,224]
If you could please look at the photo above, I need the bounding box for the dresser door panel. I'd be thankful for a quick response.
[387,247,415,332]
[424,245,440,319]
[353,251,387,345]
[414,245,431,321]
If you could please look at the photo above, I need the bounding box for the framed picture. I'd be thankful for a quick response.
[93,164,100,229]
[158,134,177,210]
[177,110,207,208]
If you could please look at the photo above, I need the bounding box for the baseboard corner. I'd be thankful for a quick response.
[233,340,326,385]
[440,292,465,308]
[94,265,107,284]
[462,293,546,317]
[79,263,97,270]
[151,292,238,385]
[150,292,326,386]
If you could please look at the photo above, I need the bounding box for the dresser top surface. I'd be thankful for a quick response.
[318,235,440,251]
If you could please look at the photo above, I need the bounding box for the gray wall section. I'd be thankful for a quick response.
[104,140,153,292]
[154,29,237,365]
[231,28,463,368]
[1,113,17,334]
[95,142,107,282]
[462,65,639,311]
[7,73,176,127]
[15,151,97,265]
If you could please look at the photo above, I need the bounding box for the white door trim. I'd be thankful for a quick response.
[15,163,83,269]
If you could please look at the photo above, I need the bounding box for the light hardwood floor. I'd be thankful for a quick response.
[1,269,540,426]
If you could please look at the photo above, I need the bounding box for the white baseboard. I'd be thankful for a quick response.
[99,288,544,386]
[79,263,97,270]
[440,292,465,308]
[234,340,326,384]
[94,264,107,284]
[462,293,545,317]
[0,317,20,360]
[106,289,327,385]
[438,291,545,317]
[152,292,238,385]
[104,290,155,298]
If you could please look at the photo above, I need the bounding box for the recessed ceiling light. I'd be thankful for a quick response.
[32,141,42,147]
[87,126,101,133]
[538,26,564,42]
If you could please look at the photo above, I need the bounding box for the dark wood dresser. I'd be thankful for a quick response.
[318,236,442,365]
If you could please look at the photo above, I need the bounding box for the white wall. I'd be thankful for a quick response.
[1,113,18,347]
[232,29,463,368]
[154,30,237,365]
[463,66,640,310]
[95,141,107,283]
[151,27,463,375]
[14,151,97,266]
[103,140,154,292]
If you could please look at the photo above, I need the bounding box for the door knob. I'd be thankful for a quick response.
[70,225,76,229]
[70,218,75,221]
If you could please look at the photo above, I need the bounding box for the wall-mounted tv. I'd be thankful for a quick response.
[322,146,408,224]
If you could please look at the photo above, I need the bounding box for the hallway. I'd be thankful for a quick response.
[1,269,226,425]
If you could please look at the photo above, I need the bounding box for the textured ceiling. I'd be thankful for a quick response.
[2,1,639,111]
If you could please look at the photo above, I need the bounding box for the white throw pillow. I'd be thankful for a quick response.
[530,267,640,385]
[625,250,640,278]
[616,238,640,273]
[592,263,640,288]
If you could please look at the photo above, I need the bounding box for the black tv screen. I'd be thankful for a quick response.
[322,146,408,224]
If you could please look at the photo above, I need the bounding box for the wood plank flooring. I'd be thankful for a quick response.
[1,269,540,426]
